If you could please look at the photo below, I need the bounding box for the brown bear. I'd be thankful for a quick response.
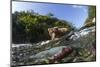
[48,27,68,40]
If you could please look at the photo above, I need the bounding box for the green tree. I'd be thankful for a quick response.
[46,13,54,17]
[88,6,96,19]
[84,6,96,27]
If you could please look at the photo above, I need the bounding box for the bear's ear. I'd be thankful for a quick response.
[48,28,50,31]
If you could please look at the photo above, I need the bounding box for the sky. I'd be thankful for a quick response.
[12,1,89,28]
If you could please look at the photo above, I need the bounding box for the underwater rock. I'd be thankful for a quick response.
[30,46,69,59]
